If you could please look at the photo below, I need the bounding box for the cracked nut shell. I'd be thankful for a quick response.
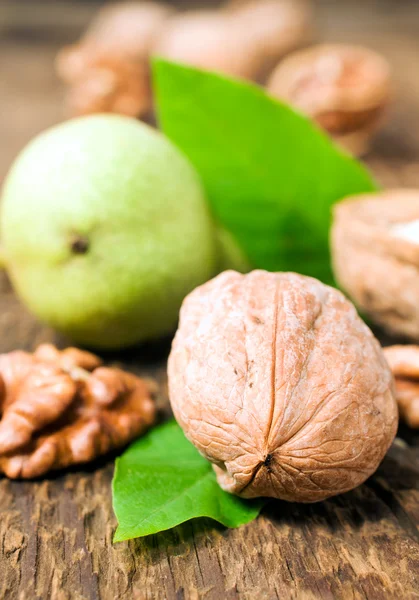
[168,270,397,503]
[331,189,419,341]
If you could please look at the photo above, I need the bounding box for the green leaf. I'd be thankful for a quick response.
[153,60,378,284]
[112,420,265,542]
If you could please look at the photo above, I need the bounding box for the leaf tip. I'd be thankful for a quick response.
[112,526,124,544]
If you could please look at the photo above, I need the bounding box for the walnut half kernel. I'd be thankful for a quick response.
[0,344,156,479]
[168,270,398,503]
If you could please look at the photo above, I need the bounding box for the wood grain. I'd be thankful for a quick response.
[2,1,419,598]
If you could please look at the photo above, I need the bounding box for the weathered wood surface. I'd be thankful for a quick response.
[2,1,419,598]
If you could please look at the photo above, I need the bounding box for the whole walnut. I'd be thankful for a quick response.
[80,2,175,59]
[331,189,419,340]
[226,0,312,76]
[168,270,397,503]
[153,10,262,80]
[267,44,391,155]
[154,0,310,82]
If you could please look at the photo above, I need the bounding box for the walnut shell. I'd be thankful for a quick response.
[384,345,419,428]
[267,44,391,155]
[153,11,263,80]
[227,0,312,71]
[154,1,310,82]
[168,270,397,502]
[82,2,174,60]
[55,2,173,118]
[58,54,152,118]
[331,189,419,340]
[56,1,174,78]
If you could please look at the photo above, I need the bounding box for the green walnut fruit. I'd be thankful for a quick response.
[0,115,218,349]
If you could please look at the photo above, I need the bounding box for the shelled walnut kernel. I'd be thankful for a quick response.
[0,344,156,478]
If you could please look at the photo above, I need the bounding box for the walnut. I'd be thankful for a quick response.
[168,270,397,503]
[153,10,262,80]
[0,345,156,478]
[57,53,152,118]
[154,0,310,81]
[33,343,102,372]
[384,345,419,428]
[226,0,312,75]
[56,2,173,118]
[57,0,310,117]
[80,2,175,59]
[267,44,391,155]
[331,189,419,341]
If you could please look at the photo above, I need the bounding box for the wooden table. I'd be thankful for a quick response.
[2,1,419,598]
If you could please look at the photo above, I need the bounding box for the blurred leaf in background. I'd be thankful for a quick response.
[154,60,378,284]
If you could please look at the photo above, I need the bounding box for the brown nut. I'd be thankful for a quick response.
[168,270,397,503]
[0,353,77,455]
[154,1,310,82]
[34,343,102,372]
[56,2,174,77]
[384,345,419,428]
[60,54,152,118]
[153,10,261,80]
[226,0,312,74]
[80,2,174,60]
[267,44,391,155]
[331,189,419,341]
[0,345,156,478]
[55,2,173,118]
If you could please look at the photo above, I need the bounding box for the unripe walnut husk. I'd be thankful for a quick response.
[267,44,391,155]
[331,189,419,341]
[168,270,397,503]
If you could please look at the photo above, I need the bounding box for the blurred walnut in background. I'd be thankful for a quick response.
[153,10,260,80]
[56,0,312,118]
[56,2,174,117]
[57,54,153,117]
[331,189,419,339]
[155,0,311,81]
[268,44,391,155]
[56,0,391,155]
[225,0,312,78]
